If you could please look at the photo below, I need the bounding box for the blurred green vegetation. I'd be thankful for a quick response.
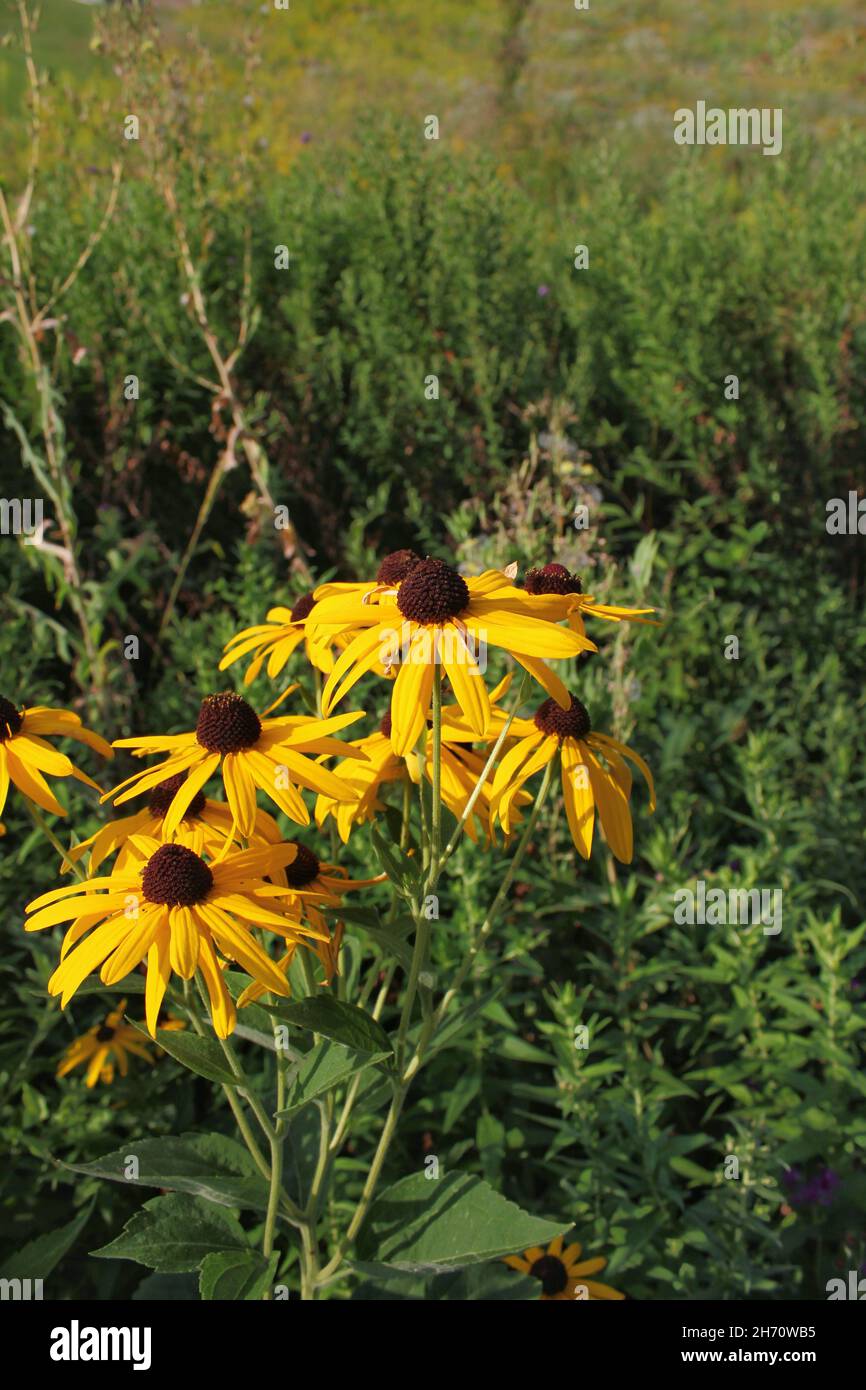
[2,0,866,183]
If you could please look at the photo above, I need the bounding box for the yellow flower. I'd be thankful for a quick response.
[220,592,342,683]
[25,835,325,1038]
[307,558,593,758]
[504,1234,625,1301]
[490,692,655,863]
[238,839,381,1004]
[66,772,283,875]
[522,563,658,638]
[104,692,366,843]
[56,999,154,1088]
[0,697,112,819]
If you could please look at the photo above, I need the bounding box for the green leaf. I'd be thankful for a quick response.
[357,1172,568,1273]
[370,824,419,899]
[92,1193,248,1273]
[264,996,394,1057]
[0,1201,93,1280]
[132,1272,199,1301]
[669,1156,716,1184]
[139,1026,240,1087]
[277,1039,390,1117]
[200,1250,278,1301]
[62,1134,270,1212]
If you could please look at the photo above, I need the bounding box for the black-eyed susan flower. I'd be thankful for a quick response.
[490,692,655,863]
[25,835,326,1038]
[239,840,381,1004]
[220,591,342,683]
[523,562,657,638]
[104,693,366,841]
[504,1235,625,1301]
[66,772,283,875]
[307,558,593,758]
[0,696,112,819]
[56,1000,153,1088]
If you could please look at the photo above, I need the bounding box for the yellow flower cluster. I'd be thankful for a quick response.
[14,551,655,1043]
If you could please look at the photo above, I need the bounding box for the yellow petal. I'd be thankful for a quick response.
[169,904,201,979]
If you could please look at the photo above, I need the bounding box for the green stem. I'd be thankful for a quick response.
[436,672,529,873]
[24,799,88,881]
[262,1128,284,1275]
[329,966,394,1153]
[317,1084,405,1285]
[181,981,271,1184]
[432,755,556,1031]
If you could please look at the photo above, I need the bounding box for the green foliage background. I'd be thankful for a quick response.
[0,1,864,1301]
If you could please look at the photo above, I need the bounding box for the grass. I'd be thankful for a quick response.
[2,0,865,186]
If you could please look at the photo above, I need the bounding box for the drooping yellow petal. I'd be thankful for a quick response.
[584,744,633,863]
[511,653,573,710]
[23,708,114,759]
[10,734,74,778]
[441,626,491,737]
[49,915,132,1005]
[197,934,236,1038]
[196,903,292,995]
[168,904,201,979]
[145,925,172,1037]
[462,610,585,661]
[100,907,164,985]
[390,631,435,757]
[6,748,67,815]
[244,749,310,824]
[221,751,258,839]
[591,732,656,811]
[560,739,595,859]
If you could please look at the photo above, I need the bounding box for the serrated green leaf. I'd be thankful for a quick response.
[358,1171,568,1273]
[62,1133,270,1212]
[277,1040,390,1117]
[0,1201,93,1281]
[135,1025,240,1087]
[92,1193,248,1272]
[263,995,393,1056]
[200,1250,278,1301]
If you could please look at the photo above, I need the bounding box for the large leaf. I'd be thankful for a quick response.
[200,1250,278,1301]
[357,1172,568,1274]
[92,1193,248,1273]
[0,1202,92,1281]
[263,996,393,1057]
[63,1134,270,1212]
[282,1104,322,1208]
[277,1040,390,1117]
